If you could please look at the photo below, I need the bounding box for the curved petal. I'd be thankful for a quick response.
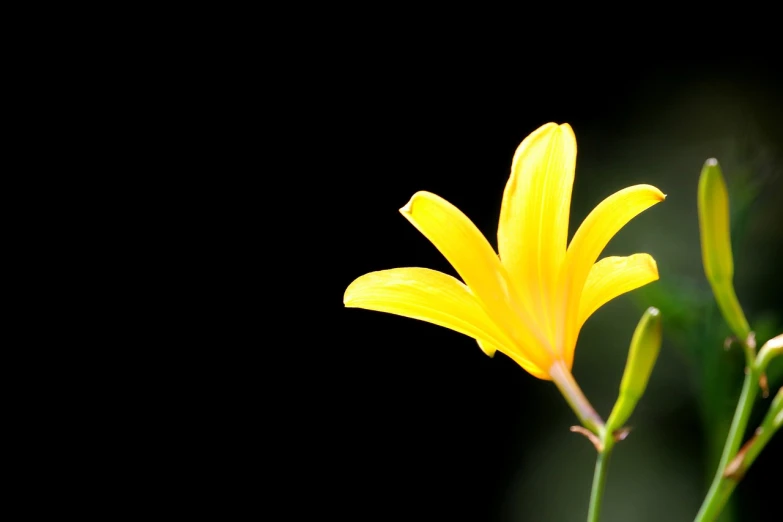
[577,254,659,329]
[399,191,551,366]
[344,267,548,376]
[498,123,576,342]
[559,184,665,366]
[477,340,551,380]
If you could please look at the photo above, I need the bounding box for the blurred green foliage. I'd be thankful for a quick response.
[634,164,782,521]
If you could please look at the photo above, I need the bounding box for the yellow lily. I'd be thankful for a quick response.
[344,123,664,418]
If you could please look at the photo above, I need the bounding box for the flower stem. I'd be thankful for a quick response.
[693,362,759,522]
[587,436,614,522]
[548,363,614,522]
[712,390,782,512]
[550,362,604,435]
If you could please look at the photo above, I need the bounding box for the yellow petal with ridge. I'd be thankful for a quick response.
[400,191,553,368]
[498,123,576,345]
[345,267,549,377]
[578,254,659,329]
[559,185,665,367]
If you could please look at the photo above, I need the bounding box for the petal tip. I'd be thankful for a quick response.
[636,184,666,202]
[644,186,666,202]
[644,254,660,280]
[649,186,666,201]
[343,276,364,306]
[557,123,576,142]
[399,191,433,215]
[343,287,354,306]
[705,158,719,167]
[399,195,417,215]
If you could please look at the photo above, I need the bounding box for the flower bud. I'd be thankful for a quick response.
[606,307,662,432]
[698,159,751,341]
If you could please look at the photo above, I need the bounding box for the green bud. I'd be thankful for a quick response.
[697,159,751,340]
[606,307,662,433]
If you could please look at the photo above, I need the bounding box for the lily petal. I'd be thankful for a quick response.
[577,254,659,329]
[344,267,547,377]
[344,267,511,347]
[400,193,510,327]
[478,341,552,381]
[499,123,576,342]
[399,191,553,368]
[560,184,665,365]
[476,340,550,379]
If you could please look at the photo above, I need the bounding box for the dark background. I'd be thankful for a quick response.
[330,57,782,521]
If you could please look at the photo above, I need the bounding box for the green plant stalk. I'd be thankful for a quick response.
[550,361,604,435]
[549,362,615,522]
[712,388,783,512]
[587,435,615,522]
[710,283,751,346]
[693,362,759,522]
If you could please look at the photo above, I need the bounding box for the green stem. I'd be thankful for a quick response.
[550,362,604,435]
[587,437,615,522]
[693,364,759,522]
[712,387,782,516]
[549,363,614,521]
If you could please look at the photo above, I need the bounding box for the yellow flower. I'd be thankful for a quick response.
[344,123,664,382]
